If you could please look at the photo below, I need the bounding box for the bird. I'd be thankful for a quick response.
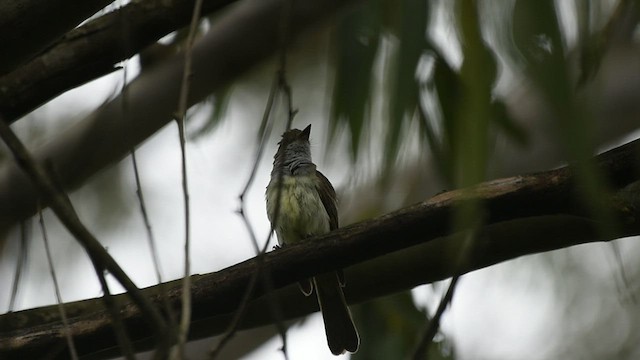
[265,124,359,355]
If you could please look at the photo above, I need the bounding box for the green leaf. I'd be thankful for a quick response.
[512,0,568,102]
[453,0,496,188]
[189,86,231,140]
[330,2,382,159]
[429,54,460,184]
[513,0,616,238]
[351,292,429,360]
[385,0,429,169]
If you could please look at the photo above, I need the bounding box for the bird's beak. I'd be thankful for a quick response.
[301,124,311,140]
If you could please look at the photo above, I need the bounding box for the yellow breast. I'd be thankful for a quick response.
[266,175,330,245]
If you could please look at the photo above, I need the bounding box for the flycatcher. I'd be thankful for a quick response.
[266,124,359,355]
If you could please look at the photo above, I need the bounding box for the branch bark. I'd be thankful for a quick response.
[0,0,238,122]
[2,138,640,359]
[0,0,114,76]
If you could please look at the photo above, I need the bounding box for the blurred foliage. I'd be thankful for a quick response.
[326,0,638,179]
[327,0,533,190]
[351,292,455,360]
[323,0,639,358]
[384,0,429,170]
[574,0,638,86]
[329,0,382,159]
[513,0,618,238]
[189,88,232,140]
[452,0,495,188]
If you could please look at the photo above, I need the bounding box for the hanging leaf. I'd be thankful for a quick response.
[453,0,497,188]
[385,0,429,170]
[330,1,382,159]
[513,0,616,237]
[430,54,460,184]
[189,86,232,140]
[351,293,428,360]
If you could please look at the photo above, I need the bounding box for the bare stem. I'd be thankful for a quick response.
[8,220,29,311]
[412,276,459,360]
[211,2,298,358]
[171,0,204,357]
[95,264,137,360]
[39,210,79,360]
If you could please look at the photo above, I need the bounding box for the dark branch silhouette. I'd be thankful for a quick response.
[0,0,113,75]
[0,0,238,122]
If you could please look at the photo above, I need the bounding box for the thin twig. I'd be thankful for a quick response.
[412,225,481,359]
[412,276,459,360]
[241,76,280,207]
[0,114,169,346]
[94,263,137,360]
[266,58,297,360]
[172,0,204,357]
[131,149,165,284]
[258,3,297,356]
[8,220,29,311]
[209,261,262,359]
[119,12,165,295]
[45,158,139,360]
[125,74,177,358]
[210,2,297,358]
[121,35,175,331]
[124,97,175,359]
[173,105,192,360]
[210,197,290,360]
[39,210,79,360]
[209,75,282,359]
[117,1,177,349]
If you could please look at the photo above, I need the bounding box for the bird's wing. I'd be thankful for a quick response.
[315,170,338,230]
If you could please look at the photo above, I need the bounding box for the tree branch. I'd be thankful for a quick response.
[0,0,114,76]
[0,0,238,122]
[2,138,640,359]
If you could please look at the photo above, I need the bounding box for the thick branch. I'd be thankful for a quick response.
[0,0,237,122]
[0,0,114,76]
[2,138,640,359]
[0,0,357,231]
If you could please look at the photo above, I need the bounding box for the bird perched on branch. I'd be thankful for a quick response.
[266,124,359,355]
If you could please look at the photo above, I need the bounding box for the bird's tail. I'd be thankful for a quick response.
[314,272,360,355]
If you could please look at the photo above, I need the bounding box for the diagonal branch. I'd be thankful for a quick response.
[0,0,358,234]
[0,0,114,75]
[0,0,238,123]
[3,137,640,359]
[39,210,79,360]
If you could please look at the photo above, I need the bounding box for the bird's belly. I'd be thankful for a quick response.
[266,175,330,245]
